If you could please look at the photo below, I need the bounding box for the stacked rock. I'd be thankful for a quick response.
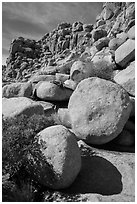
[2,2,135,193]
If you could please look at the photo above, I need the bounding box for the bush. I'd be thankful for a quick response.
[2,113,60,201]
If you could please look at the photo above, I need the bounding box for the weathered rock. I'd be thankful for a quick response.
[83,24,93,32]
[70,61,92,84]
[28,125,81,189]
[2,97,44,119]
[92,29,107,42]
[94,37,109,51]
[127,25,135,39]
[38,101,55,115]
[36,81,72,101]
[90,49,116,80]
[29,74,55,83]
[68,77,132,145]
[115,39,135,68]
[2,82,32,98]
[55,73,69,83]
[57,108,71,128]
[114,61,135,96]
[109,32,128,51]
[63,79,77,90]
[96,19,106,27]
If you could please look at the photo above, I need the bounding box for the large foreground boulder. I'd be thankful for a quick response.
[27,125,81,189]
[36,81,72,101]
[68,77,132,145]
[2,97,44,119]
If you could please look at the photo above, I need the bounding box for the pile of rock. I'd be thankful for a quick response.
[2,2,135,200]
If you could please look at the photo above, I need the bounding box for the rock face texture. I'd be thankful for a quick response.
[68,77,132,144]
[27,125,81,189]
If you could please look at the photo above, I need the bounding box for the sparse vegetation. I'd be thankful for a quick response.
[2,113,60,202]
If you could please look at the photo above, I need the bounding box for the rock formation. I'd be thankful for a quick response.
[2,2,135,202]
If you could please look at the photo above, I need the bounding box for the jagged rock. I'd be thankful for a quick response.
[2,82,32,98]
[96,19,106,27]
[115,39,135,67]
[57,108,71,128]
[36,81,72,101]
[92,29,107,42]
[127,25,135,39]
[126,3,135,20]
[68,77,132,145]
[2,97,44,119]
[37,101,55,115]
[27,125,81,189]
[83,24,93,32]
[94,37,109,51]
[114,61,135,96]
[72,21,83,32]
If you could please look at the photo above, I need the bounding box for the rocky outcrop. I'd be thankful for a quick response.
[2,2,135,201]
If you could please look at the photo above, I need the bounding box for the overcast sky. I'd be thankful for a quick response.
[2,2,103,65]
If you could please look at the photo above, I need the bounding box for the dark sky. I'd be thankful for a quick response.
[2,2,103,64]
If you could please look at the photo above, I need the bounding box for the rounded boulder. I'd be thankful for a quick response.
[68,77,132,145]
[28,125,81,189]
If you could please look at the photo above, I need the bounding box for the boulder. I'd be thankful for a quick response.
[63,79,77,90]
[114,61,135,96]
[70,61,92,84]
[68,77,132,145]
[27,125,81,189]
[115,39,135,68]
[109,32,128,51]
[2,97,44,119]
[127,25,135,39]
[94,37,109,51]
[55,73,69,83]
[92,29,107,42]
[90,49,116,80]
[83,24,93,32]
[57,108,71,128]
[2,82,33,98]
[36,81,72,101]
[29,74,55,83]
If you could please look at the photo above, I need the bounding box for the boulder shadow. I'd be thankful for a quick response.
[62,155,123,196]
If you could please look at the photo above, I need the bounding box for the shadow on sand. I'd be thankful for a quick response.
[62,155,123,196]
